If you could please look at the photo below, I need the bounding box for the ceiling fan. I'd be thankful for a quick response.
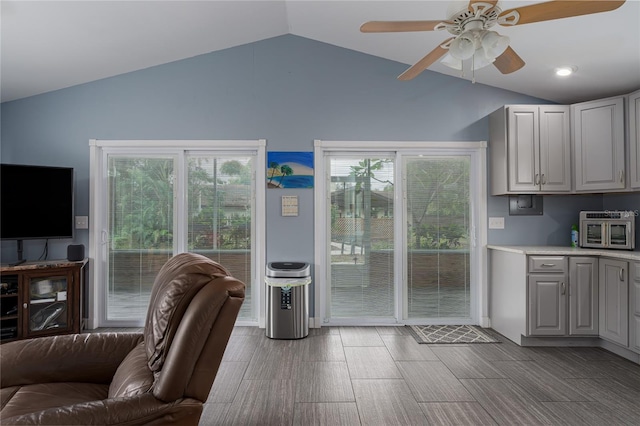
[360,0,626,81]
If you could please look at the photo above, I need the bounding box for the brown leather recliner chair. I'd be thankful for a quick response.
[0,252,245,425]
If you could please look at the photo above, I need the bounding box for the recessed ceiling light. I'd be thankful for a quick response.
[555,66,577,77]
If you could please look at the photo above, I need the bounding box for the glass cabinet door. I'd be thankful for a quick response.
[0,275,20,341]
[25,272,71,335]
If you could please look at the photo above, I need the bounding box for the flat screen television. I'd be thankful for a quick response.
[1,164,74,262]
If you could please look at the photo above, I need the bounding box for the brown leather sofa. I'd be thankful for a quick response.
[0,252,245,425]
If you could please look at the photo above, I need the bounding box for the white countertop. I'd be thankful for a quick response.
[487,245,640,261]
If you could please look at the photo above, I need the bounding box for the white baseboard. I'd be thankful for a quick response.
[309,317,321,328]
[480,316,491,328]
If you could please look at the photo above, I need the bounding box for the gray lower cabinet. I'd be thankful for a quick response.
[528,273,567,335]
[630,262,640,353]
[527,256,598,337]
[599,258,629,346]
[569,257,599,335]
[527,256,567,336]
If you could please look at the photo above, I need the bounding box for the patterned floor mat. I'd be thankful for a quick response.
[407,325,500,344]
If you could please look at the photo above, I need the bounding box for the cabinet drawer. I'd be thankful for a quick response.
[529,256,567,273]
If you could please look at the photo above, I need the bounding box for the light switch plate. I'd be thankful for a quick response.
[75,216,89,229]
[488,217,505,229]
[281,196,298,216]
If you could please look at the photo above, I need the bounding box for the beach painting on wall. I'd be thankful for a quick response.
[267,151,314,189]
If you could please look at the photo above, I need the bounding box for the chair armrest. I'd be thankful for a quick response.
[1,332,144,387]
[2,394,203,426]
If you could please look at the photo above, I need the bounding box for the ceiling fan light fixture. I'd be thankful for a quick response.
[481,31,510,59]
[555,66,577,77]
[472,48,495,70]
[449,33,476,60]
[441,53,463,70]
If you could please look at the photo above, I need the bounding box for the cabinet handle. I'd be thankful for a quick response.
[619,170,624,183]
[541,174,546,185]
[541,263,556,267]
[535,174,540,185]
[561,282,566,295]
[23,303,27,309]
[619,268,624,281]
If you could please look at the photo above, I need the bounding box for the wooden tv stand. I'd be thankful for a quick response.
[1,259,87,343]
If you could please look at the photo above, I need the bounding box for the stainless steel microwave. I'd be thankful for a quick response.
[579,211,636,250]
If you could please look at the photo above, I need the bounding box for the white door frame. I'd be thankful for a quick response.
[313,140,488,327]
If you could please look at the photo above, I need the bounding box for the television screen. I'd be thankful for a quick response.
[0,164,74,240]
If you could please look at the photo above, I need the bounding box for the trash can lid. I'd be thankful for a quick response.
[266,262,310,277]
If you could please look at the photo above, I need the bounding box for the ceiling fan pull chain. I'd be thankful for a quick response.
[472,56,476,84]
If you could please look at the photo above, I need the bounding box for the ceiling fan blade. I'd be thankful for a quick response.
[493,46,526,74]
[360,20,448,33]
[398,38,454,81]
[499,0,625,26]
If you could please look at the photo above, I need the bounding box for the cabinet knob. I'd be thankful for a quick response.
[23,303,27,309]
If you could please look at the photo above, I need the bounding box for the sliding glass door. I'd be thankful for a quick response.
[317,142,482,325]
[185,155,253,319]
[91,141,263,327]
[106,157,175,321]
[404,156,471,319]
[328,156,395,319]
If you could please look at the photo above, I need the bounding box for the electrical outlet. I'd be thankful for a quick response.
[75,216,89,229]
[488,217,505,229]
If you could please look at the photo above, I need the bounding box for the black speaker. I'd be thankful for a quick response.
[67,244,85,261]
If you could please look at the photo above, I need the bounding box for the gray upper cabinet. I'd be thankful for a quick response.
[628,90,640,189]
[490,105,571,195]
[572,96,625,191]
[599,257,629,346]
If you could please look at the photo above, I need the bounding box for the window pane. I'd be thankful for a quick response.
[405,157,470,319]
[107,157,174,321]
[187,156,254,320]
[329,157,394,318]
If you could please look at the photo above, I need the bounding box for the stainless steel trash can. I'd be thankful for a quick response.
[265,262,311,339]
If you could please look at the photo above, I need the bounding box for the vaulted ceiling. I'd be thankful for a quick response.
[2,1,639,104]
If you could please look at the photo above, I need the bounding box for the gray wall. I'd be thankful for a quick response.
[1,34,628,267]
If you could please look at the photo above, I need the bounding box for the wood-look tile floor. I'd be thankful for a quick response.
[200,326,640,425]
